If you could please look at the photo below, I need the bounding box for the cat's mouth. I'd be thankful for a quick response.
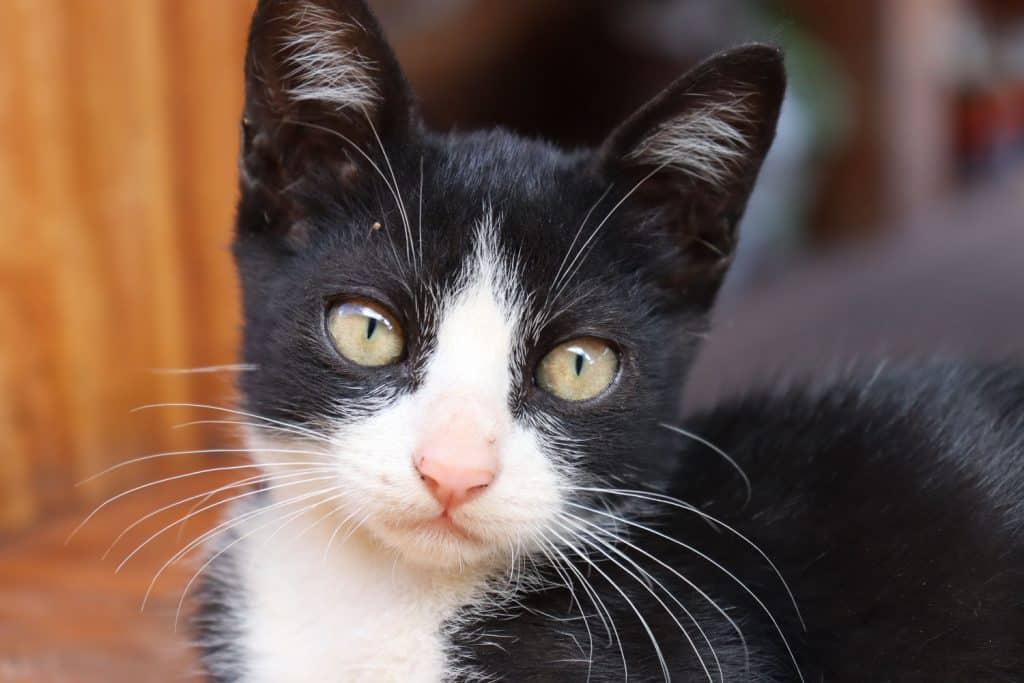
[387,513,482,543]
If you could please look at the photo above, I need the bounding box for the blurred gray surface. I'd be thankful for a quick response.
[686,169,1024,411]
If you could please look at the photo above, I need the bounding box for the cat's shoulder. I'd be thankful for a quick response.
[685,361,1024,470]
[668,362,1024,680]
[674,361,1024,544]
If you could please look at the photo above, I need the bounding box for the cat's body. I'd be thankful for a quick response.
[194,1,1024,680]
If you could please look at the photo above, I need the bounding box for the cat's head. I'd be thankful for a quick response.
[233,0,784,570]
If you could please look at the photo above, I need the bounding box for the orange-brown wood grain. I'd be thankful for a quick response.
[0,0,257,536]
[0,475,242,682]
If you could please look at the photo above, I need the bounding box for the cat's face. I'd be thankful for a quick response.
[234,0,783,571]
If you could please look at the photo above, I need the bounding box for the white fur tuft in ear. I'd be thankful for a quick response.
[280,2,382,112]
[626,94,755,187]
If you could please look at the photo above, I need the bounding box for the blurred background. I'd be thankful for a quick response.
[1,0,1022,679]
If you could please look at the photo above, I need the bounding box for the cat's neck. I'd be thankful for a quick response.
[232,497,492,682]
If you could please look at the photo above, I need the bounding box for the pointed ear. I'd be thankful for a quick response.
[240,0,415,232]
[599,45,785,307]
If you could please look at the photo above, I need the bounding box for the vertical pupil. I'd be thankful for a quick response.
[574,352,584,376]
[366,317,377,340]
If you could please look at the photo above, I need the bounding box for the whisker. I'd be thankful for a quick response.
[659,423,751,505]
[286,494,355,546]
[417,154,424,272]
[283,118,406,272]
[114,473,338,571]
[568,487,805,630]
[548,183,615,300]
[77,447,332,486]
[548,164,667,313]
[561,512,724,683]
[507,538,517,585]
[565,509,749,678]
[363,110,415,272]
[322,508,361,561]
[324,508,373,561]
[556,517,714,683]
[67,462,334,544]
[132,402,327,443]
[141,485,339,612]
[147,364,258,375]
[104,467,335,559]
[547,525,671,682]
[540,536,616,649]
[173,490,347,631]
[171,418,334,446]
[565,499,806,683]
[176,470,276,544]
[534,541,595,681]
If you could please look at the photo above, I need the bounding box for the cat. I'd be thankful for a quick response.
[193,1,1024,681]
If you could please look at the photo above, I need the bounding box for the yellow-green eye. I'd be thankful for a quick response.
[536,337,619,401]
[327,298,404,367]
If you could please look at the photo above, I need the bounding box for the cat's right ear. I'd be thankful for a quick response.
[239,0,415,236]
[598,46,785,308]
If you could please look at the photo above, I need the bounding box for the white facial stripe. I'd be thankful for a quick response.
[420,215,519,408]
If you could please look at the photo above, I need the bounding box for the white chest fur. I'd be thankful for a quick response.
[232,506,486,683]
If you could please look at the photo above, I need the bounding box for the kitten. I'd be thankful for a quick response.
[194,1,1024,681]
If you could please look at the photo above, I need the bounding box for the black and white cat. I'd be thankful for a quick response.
[194,1,1024,681]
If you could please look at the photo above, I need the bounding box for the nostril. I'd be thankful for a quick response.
[470,468,496,489]
[415,456,443,494]
[419,471,439,490]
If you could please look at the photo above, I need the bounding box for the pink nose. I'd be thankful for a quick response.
[414,442,498,511]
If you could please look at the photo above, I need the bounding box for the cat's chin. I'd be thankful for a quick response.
[366,514,509,570]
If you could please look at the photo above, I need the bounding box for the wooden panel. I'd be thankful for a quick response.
[0,0,256,534]
[0,477,233,681]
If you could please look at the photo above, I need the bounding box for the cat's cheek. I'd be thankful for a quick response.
[319,395,433,515]
[242,430,346,505]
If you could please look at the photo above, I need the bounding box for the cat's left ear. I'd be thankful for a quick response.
[598,45,785,307]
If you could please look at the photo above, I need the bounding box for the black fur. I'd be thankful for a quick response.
[195,522,251,682]
[449,364,1024,681]
[195,1,1024,680]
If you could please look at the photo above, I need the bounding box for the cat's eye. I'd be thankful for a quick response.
[327,298,405,367]
[536,337,619,402]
